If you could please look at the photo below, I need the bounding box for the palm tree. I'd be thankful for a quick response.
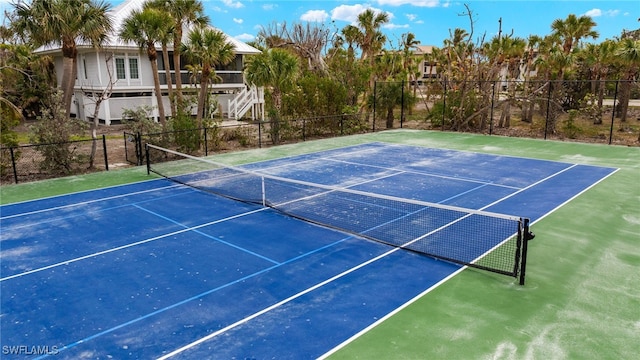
[143,1,176,116]
[356,9,389,64]
[614,38,640,124]
[181,27,236,128]
[11,0,113,118]
[483,35,526,127]
[441,28,472,79]
[341,25,361,61]
[401,32,421,99]
[551,14,599,54]
[521,35,543,123]
[580,40,617,122]
[119,7,170,126]
[245,48,299,144]
[350,9,389,113]
[148,0,209,107]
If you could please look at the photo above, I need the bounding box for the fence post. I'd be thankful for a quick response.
[145,144,150,175]
[372,81,377,132]
[204,127,209,156]
[400,80,405,129]
[136,132,143,166]
[10,147,18,184]
[489,80,496,135]
[544,82,552,140]
[609,80,619,145]
[442,77,447,131]
[102,135,109,171]
[302,118,306,141]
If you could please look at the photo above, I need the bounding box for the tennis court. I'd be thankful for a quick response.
[0,133,633,359]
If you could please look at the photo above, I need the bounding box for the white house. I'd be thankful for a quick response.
[36,0,264,125]
[414,45,439,83]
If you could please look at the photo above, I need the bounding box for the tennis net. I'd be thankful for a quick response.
[145,144,533,285]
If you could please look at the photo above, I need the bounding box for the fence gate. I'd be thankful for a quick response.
[124,132,143,166]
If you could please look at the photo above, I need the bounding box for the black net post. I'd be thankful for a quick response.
[519,218,534,285]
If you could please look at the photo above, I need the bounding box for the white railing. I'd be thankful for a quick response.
[227,85,264,120]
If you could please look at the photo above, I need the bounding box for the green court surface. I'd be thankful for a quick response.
[1,130,638,359]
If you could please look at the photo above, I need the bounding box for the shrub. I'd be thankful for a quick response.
[29,91,86,174]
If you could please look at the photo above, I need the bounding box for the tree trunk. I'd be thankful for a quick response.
[618,78,631,122]
[150,59,166,126]
[173,29,184,107]
[61,55,75,119]
[89,97,103,169]
[386,106,394,129]
[272,89,283,144]
[196,71,209,129]
[502,101,511,128]
[162,44,175,116]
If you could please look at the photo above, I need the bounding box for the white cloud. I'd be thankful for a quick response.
[301,10,329,22]
[235,33,255,41]
[262,4,277,11]
[584,8,620,18]
[376,0,440,7]
[382,24,409,30]
[406,13,417,22]
[384,23,410,30]
[585,8,603,17]
[331,4,392,24]
[222,0,244,9]
[233,18,244,24]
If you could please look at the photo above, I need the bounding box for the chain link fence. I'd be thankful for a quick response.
[3,79,639,185]
[1,136,109,184]
[372,79,640,145]
[124,114,369,166]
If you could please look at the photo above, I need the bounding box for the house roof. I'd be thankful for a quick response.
[36,0,260,55]
[414,45,435,55]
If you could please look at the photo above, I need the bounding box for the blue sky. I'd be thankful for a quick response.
[2,0,638,47]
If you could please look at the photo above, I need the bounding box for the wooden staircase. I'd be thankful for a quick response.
[225,85,264,120]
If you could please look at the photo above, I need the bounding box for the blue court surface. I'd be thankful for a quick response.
[0,143,616,359]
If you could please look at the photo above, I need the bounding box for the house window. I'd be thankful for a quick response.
[114,54,140,80]
[115,58,126,79]
[129,58,139,79]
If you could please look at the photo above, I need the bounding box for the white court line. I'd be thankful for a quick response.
[320,166,621,358]
[323,157,521,189]
[0,163,404,282]
[0,183,183,220]
[156,238,425,360]
[158,162,583,358]
[0,207,268,282]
